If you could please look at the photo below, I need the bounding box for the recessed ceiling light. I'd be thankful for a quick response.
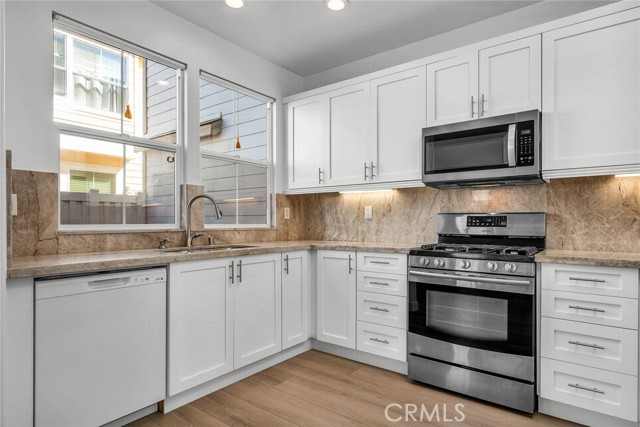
[225,0,245,9]
[325,0,348,12]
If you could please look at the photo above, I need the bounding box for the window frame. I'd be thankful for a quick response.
[54,14,185,231]
[199,70,275,229]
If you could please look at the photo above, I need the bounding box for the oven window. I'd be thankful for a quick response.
[427,291,508,341]
[409,282,533,356]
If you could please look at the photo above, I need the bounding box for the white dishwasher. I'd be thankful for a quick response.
[35,268,167,427]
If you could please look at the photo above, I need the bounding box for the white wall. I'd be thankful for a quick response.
[4,0,304,192]
[302,0,613,90]
[0,1,5,425]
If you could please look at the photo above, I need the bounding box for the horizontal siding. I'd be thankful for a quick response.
[146,60,177,139]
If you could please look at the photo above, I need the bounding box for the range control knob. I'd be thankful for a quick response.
[419,257,429,266]
[504,263,517,273]
[434,258,445,268]
[486,261,499,272]
[460,260,471,269]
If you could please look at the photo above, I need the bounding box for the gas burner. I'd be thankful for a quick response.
[417,243,539,257]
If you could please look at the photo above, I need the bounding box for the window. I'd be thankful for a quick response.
[199,71,273,227]
[53,14,184,228]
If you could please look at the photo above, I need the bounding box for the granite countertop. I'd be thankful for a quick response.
[535,249,640,269]
[7,241,418,279]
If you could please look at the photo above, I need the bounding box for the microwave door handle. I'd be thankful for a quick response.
[507,124,516,167]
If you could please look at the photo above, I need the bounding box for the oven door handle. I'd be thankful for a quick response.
[409,270,532,286]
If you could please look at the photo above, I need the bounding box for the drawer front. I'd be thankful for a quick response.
[541,290,638,329]
[357,252,407,275]
[356,321,407,361]
[541,317,638,375]
[357,271,407,297]
[541,263,639,298]
[540,358,638,422]
[357,291,406,329]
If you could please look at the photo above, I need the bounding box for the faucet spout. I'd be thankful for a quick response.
[186,194,223,247]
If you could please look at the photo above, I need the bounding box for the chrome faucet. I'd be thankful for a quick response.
[186,194,223,247]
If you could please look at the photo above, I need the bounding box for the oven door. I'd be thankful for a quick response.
[408,268,534,358]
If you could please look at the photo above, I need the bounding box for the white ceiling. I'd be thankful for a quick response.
[152,0,542,77]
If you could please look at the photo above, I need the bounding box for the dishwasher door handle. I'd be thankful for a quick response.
[88,277,132,289]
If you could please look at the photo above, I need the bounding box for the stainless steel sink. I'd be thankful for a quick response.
[160,244,257,254]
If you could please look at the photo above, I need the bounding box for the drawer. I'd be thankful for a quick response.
[541,263,639,298]
[356,321,406,362]
[357,271,407,297]
[357,252,407,275]
[541,317,638,375]
[541,290,638,329]
[540,358,638,422]
[357,291,406,329]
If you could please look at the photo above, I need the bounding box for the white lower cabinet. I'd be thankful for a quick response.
[540,263,639,424]
[282,251,310,350]
[169,253,281,396]
[356,321,407,362]
[316,250,357,348]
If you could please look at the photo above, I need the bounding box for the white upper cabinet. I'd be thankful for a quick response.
[326,83,371,186]
[542,9,640,177]
[427,35,541,127]
[427,52,478,126]
[287,96,326,189]
[478,36,541,118]
[371,67,426,183]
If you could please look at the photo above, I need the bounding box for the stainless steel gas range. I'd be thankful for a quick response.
[407,212,545,413]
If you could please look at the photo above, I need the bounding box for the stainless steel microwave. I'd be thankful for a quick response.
[422,110,544,188]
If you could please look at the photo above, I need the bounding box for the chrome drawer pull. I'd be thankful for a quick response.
[568,383,605,394]
[370,260,390,265]
[370,337,389,344]
[370,306,390,313]
[569,277,606,283]
[370,281,389,286]
[568,305,605,313]
[568,340,605,350]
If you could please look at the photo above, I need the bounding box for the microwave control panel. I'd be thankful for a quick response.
[516,122,535,166]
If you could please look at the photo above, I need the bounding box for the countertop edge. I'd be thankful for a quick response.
[535,250,640,269]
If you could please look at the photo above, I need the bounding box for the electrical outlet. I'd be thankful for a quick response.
[11,194,17,216]
[284,207,290,220]
[364,205,372,219]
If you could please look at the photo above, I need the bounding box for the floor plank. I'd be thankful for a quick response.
[132,350,579,427]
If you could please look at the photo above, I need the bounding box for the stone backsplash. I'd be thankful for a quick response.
[8,168,640,257]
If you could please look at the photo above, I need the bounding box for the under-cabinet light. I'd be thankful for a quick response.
[339,189,394,194]
[615,173,640,177]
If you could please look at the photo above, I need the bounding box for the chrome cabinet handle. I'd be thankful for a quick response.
[568,383,605,394]
[370,337,389,344]
[470,95,475,118]
[237,260,242,283]
[284,255,289,275]
[229,261,235,285]
[370,161,375,179]
[480,93,486,117]
[364,162,369,181]
[370,307,390,313]
[568,305,605,313]
[370,260,390,265]
[348,254,353,274]
[568,340,605,350]
[318,168,324,184]
[569,277,606,283]
[370,281,389,286]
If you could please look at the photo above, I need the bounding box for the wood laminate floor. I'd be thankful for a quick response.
[131,350,577,427]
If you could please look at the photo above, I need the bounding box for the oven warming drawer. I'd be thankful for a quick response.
[408,355,535,413]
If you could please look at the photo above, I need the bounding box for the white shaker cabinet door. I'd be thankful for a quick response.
[478,35,541,118]
[542,9,640,176]
[370,67,426,183]
[287,96,326,189]
[282,251,310,350]
[426,52,478,127]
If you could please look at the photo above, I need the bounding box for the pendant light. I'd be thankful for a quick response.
[124,104,132,119]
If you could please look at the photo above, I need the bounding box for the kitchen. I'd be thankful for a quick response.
[1,0,640,426]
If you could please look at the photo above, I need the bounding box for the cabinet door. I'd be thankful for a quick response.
[282,251,309,350]
[370,67,426,183]
[542,9,640,175]
[326,83,371,186]
[316,250,356,349]
[287,96,326,189]
[478,35,541,118]
[168,259,233,396]
[233,253,282,369]
[426,52,478,127]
